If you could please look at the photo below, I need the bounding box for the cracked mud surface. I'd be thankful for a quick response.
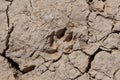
[0,0,120,80]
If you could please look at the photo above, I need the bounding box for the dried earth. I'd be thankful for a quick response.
[0,0,120,80]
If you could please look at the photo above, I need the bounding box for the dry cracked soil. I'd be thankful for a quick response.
[0,0,120,80]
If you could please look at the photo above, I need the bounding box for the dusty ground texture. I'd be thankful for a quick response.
[0,0,120,80]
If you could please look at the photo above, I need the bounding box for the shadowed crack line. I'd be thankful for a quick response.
[113,68,120,80]
[71,66,83,80]
[52,54,63,63]
[85,48,102,73]
[67,55,83,80]
[2,25,14,56]
[6,6,10,28]
[5,0,13,28]
[1,26,24,75]
[0,54,22,79]
[73,49,91,56]
[1,25,36,75]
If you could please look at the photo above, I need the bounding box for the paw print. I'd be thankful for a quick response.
[44,22,75,54]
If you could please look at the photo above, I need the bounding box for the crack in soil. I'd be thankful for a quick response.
[2,26,14,56]
[1,0,36,76]
[0,25,23,78]
[5,0,13,28]
[85,48,102,73]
